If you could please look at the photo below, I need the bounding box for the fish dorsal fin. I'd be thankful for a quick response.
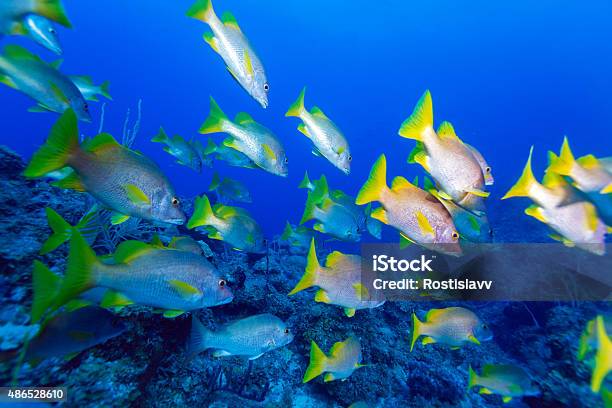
[329,341,347,358]
[425,308,446,321]
[114,240,154,263]
[83,133,121,152]
[542,171,565,188]
[10,21,27,35]
[325,251,345,269]
[524,205,547,223]
[262,144,276,160]
[436,121,459,140]
[415,211,435,236]
[243,49,254,76]
[370,207,388,224]
[423,176,436,192]
[168,279,202,299]
[123,184,151,206]
[150,234,165,248]
[5,45,43,63]
[391,176,415,192]
[214,204,250,220]
[50,59,63,70]
[0,74,17,89]
[221,11,241,32]
[235,112,255,125]
[577,154,600,169]
[310,106,328,120]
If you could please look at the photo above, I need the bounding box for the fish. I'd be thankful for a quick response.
[168,236,204,256]
[468,364,539,403]
[187,0,268,108]
[21,14,62,55]
[199,138,257,169]
[209,172,252,203]
[31,231,234,321]
[191,139,214,169]
[69,75,112,102]
[466,143,494,186]
[286,88,351,175]
[502,147,607,255]
[0,0,71,36]
[151,127,202,172]
[589,316,612,393]
[280,221,314,250]
[199,97,288,177]
[410,307,493,351]
[0,45,91,121]
[289,239,384,318]
[24,306,125,363]
[23,110,186,226]
[303,336,365,383]
[578,315,612,361]
[301,178,361,242]
[356,154,462,256]
[39,206,100,255]
[187,194,266,254]
[189,313,293,360]
[400,91,489,207]
[601,157,612,175]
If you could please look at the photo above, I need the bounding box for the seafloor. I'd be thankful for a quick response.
[0,145,607,407]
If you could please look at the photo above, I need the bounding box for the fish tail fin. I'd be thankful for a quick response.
[187,194,219,229]
[35,0,72,27]
[188,315,212,356]
[502,146,538,200]
[591,316,612,392]
[39,207,73,255]
[289,239,320,295]
[468,365,479,390]
[23,109,81,178]
[204,138,217,155]
[199,97,229,134]
[398,90,433,141]
[303,340,328,383]
[31,261,61,323]
[209,172,221,191]
[100,80,112,100]
[151,127,170,143]
[281,221,293,241]
[53,231,99,310]
[186,0,216,23]
[410,312,423,352]
[286,87,306,118]
[300,177,328,224]
[356,154,388,205]
[547,136,575,176]
[299,171,312,190]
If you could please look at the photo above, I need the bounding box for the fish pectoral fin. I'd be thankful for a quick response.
[411,150,431,172]
[262,144,276,160]
[311,148,322,157]
[344,308,356,318]
[0,74,17,89]
[162,309,186,318]
[465,188,490,198]
[223,136,242,151]
[502,396,513,403]
[353,282,370,299]
[524,205,547,223]
[479,387,493,395]
[168,279,202,299]
[110,212,130,225]
[123,184,151,206]
[313,223,326,233]
[467,334,481,345]
[243,49,254,77]
[323,373,335,382]
[213,350,232,358]
[399,233,414,249]
[600,183,612,194]
[203,31,219,53]
[28,104,53,113]
[415,211,435,237]
[421,336,436,345]
[297,123,311,138]
[314,289,331,304]
[50,82,70,103]
[100,290,133,309]
[248,353,264,360]
[437,190,453,201]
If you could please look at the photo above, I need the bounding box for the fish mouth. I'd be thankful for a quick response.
[165,217,186,225]
[218,295,234,305]
[259,99,269,109]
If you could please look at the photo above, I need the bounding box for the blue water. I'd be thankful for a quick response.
[2,0,612,240]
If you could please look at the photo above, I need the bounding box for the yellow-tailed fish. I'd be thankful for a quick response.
[189,314,293,360]
[152,127,202,172]
[69,75,112,102]
[187,0,268,108]
[466,143,494,186]
[303,336,365,383]
[400,91,488,207]
[209,172,252,203]
[20,14,62,55]
[31,232,233,321]
[23,110,186,226]
[410,307,492,351]
[0,45,90,121]
[356,155,462,256]
[281,221,314,250]
[590,316,612,393]
[468,364,539,403]
[289,239,384,318]
[23,306,125,364]
[301,177,361,242]
[578,315,612,363]
[199,137,257,169]
[0,0,70,37]
[39,206,100,255]
[286,87,351,175]
[503,147,607,255]
[199,97,288,177]
[188,194,266,254]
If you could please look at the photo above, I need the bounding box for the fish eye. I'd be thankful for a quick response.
[348,155,352,162]
[284,157,288,164]
[263,83,270,92]
[284,328,290,334]
[485,166,491,173]
[172,197,180,207]
[451,231,459,240]
[218,279,226,287]
[84,103,89,112]
[49,28,56,34]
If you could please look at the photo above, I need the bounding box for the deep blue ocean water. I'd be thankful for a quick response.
[2,0,612,240]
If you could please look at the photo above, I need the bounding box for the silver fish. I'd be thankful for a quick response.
[22,14,62,55]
